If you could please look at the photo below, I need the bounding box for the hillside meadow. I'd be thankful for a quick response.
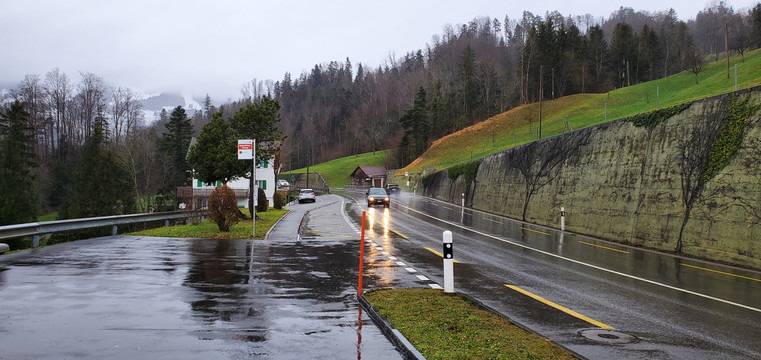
[400,49,761,174]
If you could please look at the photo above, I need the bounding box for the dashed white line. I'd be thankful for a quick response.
[396,261,407,266]
[388,256,398,260]
[429,284,443,290]
[416,275,430,281]
[405,268,417,273]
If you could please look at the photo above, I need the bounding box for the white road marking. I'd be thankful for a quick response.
[396,202,761,314]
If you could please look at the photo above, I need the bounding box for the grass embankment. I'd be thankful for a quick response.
[283,150,387,187]
[401,49,761,173]
[366,289,576,359]
[129,208,288,239]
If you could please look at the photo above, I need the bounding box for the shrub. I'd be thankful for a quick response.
[208,184,239,232]
[256,186,268,212]
[273,190,287,209]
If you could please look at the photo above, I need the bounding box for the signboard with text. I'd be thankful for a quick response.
[238,139,253,160]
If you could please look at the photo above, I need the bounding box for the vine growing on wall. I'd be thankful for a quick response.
[447,159,482,187]
[703,95,760,183]
[626,102,692,129]
[674,93,759,253]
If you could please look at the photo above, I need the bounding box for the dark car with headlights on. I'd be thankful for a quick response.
[366,187,390,207]
[385,184,400,194]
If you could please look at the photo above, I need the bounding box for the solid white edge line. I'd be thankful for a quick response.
[397,202,761,314]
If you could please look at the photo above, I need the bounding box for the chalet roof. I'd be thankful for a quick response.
[351,166,386,178]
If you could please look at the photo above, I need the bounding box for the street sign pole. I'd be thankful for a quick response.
[238,139,255,238]
[253,139,256,238]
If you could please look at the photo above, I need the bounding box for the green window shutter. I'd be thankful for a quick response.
[262,180,267,190]
[197,179,202,187]
[216,181,221,186]
[264,161,268,168]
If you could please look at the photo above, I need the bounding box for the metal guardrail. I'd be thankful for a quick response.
[0,210,207,247]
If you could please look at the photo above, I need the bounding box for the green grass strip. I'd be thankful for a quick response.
[365,289,576,359]
[129,208,289,239]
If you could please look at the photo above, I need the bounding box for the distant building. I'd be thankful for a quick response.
[350,166,386,187]
[187,158,275,209]
[179,137,276,209]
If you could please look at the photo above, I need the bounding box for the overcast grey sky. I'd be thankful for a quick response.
[1,0,757,101]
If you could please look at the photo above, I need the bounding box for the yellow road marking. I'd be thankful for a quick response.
[443,206,453,210]
[484,217,502,224]
[579,241,629,254]
[505,285,613,329]
[424,247,460,263]
[391,230,408,239]
[521,227,550,236]
[681,263,761,283]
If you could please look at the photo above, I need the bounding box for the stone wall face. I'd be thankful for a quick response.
[421,88,761,268]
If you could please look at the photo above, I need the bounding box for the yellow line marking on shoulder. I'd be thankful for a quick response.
[681,263,761,283]
[579,241,629,254]
[424,247,460,263]
[520,227,551,236]
[505,285,613,329]
[391,230,408,239]
[484,217,502,224]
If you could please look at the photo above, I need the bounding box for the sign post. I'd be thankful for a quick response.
[238,139,255,238]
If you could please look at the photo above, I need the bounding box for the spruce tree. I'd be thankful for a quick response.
[59,117,135,220]
[160,106,194,192]
[0,101,37,225]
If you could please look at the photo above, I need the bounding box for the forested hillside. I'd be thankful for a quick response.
[271,3,761,169]
[2,3,761,222]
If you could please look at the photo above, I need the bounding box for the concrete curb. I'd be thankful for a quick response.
[357,292,426,360]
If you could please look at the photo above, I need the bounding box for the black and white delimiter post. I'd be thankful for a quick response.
[443,230,454,293]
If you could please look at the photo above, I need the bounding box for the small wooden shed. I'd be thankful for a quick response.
[350,166,386,187]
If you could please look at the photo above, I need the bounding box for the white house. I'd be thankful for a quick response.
[186,158,276,209]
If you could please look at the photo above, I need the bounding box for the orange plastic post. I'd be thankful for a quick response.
[358,211,366,295]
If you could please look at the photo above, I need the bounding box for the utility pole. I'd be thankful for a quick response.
[539,65,543,140]
[306,150,310,188]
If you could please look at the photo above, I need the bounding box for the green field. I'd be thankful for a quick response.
[400,49,761,174]
[283,150,387,187]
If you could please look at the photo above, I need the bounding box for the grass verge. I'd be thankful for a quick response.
[129,208,289,239]
[365,289,576,360]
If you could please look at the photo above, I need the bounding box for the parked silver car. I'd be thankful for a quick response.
[298,188,316,203]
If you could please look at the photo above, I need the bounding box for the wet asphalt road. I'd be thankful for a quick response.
[0,195,417,360]
[344,189,761,359]
[3,190,760,359]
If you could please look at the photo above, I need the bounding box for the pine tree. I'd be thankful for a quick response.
[59,116,135,220]
[0,101,37,225]
[160,106,194,192]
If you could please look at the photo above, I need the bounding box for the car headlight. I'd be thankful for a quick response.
[384,197,389,201]
[369,196,375,201]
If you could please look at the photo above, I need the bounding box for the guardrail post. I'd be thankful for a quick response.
[112,225,117,236]
[443,231,454,293]
[32,235,40,248]
[165,219,169,227]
